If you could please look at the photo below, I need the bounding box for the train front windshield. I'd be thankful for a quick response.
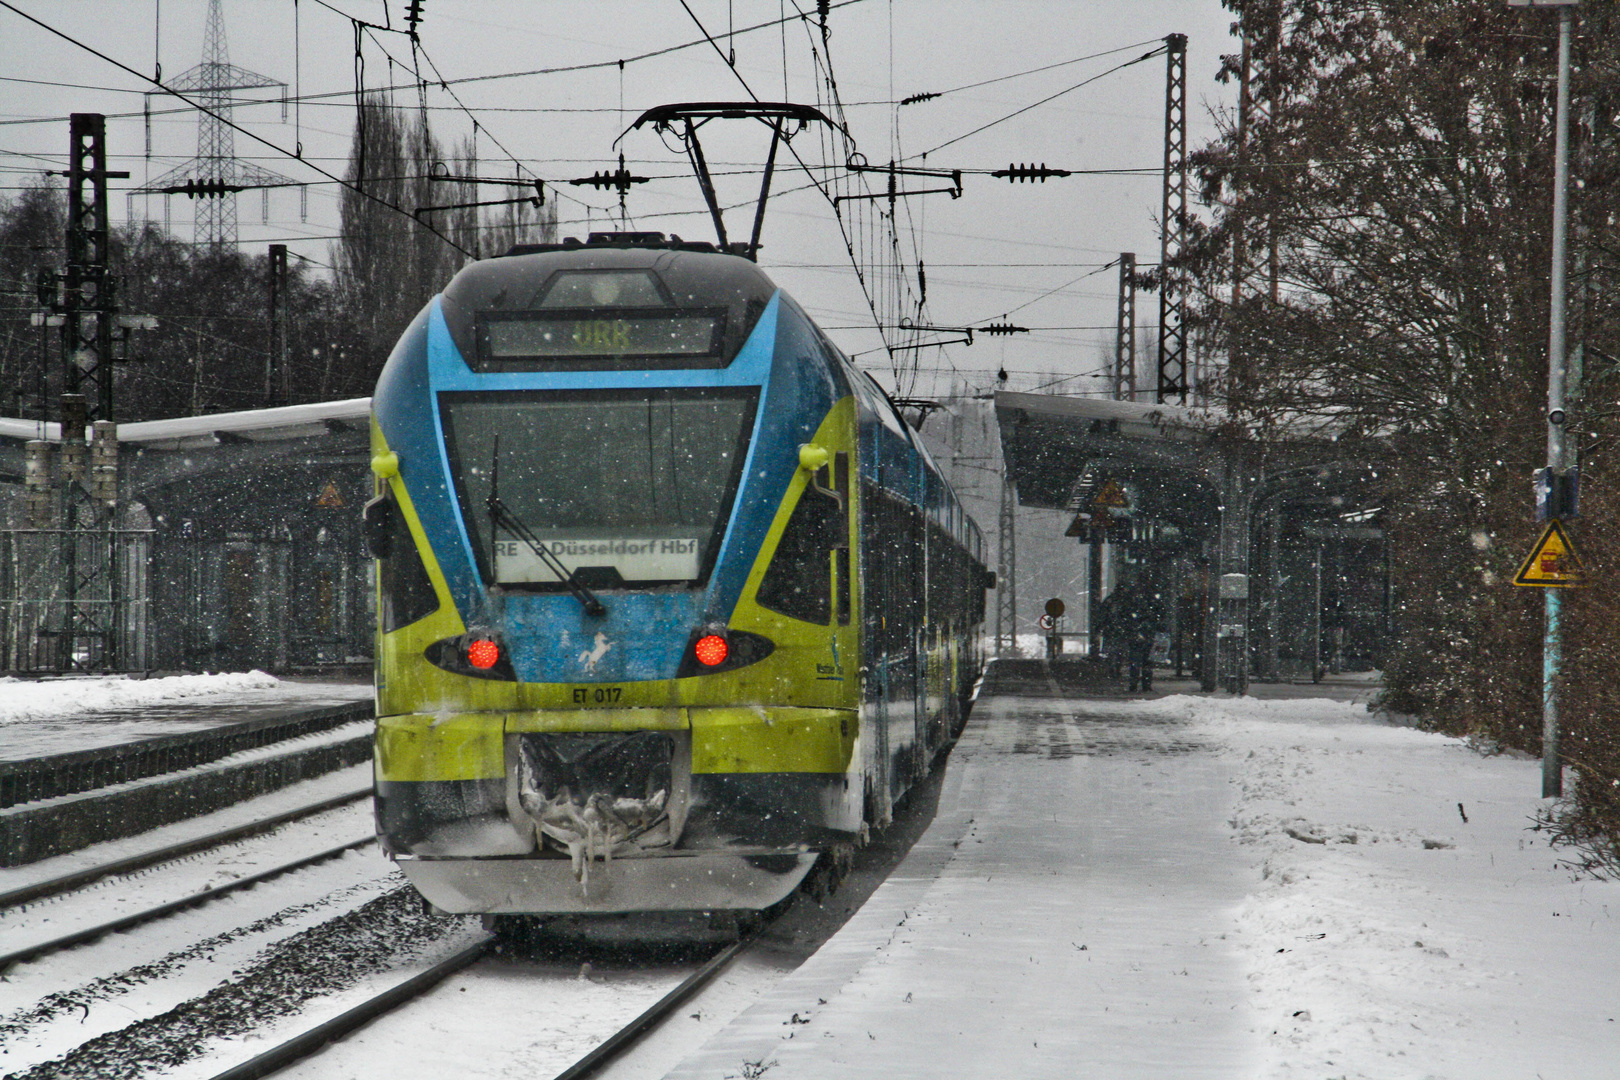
[440,388,757,590]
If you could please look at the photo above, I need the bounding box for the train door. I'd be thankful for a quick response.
[913,511,930,776]
[858,479,894,827]
[892,503,921,799]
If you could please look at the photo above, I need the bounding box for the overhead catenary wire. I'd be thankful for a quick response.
[672,0,928,391]
[332,6,616,223]
[917,44,1168,159]
[0,0,473,257]
[969,259,1121,325]
[3,2,1156,403]
[794,0,943,390]
[898,39,1163,105]
[0,0,865,226]
[310,0,872,88]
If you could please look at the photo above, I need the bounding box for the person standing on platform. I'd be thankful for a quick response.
[1113,577,1167,693]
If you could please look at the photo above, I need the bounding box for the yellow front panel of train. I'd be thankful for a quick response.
[375,713,503,782]
[690,706,856,774]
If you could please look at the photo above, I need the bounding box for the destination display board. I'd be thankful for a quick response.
[494,535,703,584]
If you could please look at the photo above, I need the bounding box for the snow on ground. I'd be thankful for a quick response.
[1148,693,1620,1079]
[0,672,282,724]
[0,852,398,1076]
[657,691,1620,1080]
[0,762,373,903]
[663,692,1260,1079]
[4,683,1612,1079]
[0,673,372,760]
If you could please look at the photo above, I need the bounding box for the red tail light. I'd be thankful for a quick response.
[467,638,501,670]
[694,634,729,667]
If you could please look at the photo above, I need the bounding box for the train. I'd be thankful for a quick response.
[365,231,991,917]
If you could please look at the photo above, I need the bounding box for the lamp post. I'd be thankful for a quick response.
[1509,0,1577,798]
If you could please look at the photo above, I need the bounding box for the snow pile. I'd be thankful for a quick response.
[0,671,282,726]
[1169,694,1620,1079]
[1136,692,1375,728]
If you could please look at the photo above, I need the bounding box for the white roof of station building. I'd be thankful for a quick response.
[0,398,372,450]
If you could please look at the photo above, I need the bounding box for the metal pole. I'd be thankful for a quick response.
[1542,5,1573,799]
[1114,253,1136,401]
[1313,543,1323,684]
[995,473,1018,657]
[266,244,286,407]
[1088,534,1104,657]
[1156,34,1189,404]
[36,316,48,424]
[1544,589,1562,795]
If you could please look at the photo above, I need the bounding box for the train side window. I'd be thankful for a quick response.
[757,481,842,624]
[836,547,851,625]
[376,493,439,632]
[834,453,852,625]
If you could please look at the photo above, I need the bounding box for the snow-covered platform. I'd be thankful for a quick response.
[0,673,372,762]
[659,680,1620,1079]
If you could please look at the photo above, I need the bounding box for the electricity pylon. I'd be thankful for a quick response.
[140,0,294,247]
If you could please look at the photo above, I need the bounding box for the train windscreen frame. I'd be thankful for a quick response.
[439,387,759,591]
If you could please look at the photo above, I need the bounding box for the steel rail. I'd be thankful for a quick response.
[0,787,372,910]
[199,928,751,1080]
[551,935,749,1080]
[0,836,376,971]
[205,936,493,1080]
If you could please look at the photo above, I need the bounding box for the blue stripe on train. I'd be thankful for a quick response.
[373,290,846,684]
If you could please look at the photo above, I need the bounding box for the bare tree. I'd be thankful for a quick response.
[1187,0,1620,858]
[335,97,472,369]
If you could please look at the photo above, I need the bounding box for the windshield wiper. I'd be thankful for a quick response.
[487,437,607,616]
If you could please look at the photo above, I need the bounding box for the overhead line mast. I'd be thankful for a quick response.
[1156,33,1189,405]
[35,115,155,673]
[1115,253,1137,401]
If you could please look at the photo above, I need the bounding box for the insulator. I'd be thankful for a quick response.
[995,163,1071,183]
[60,441,86,485]
[90,421,118,507]
[25,441,54,529]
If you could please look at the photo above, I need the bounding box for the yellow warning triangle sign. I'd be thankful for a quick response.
[314,480,345,509]
[1094,480,1129,509]
[1513,520,1584,587]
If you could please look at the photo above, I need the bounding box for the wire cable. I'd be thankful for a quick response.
[969,259,1120,324]
[901,39,1163,104]
[0,0,472,256]
[918,44,1167,158]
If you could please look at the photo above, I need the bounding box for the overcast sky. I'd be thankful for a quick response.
[0,0,1239,398]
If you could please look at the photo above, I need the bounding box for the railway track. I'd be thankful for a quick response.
[0,786,377,977]
[0,703,373,869]
[0,721,947,1080]
[0,787,371,910]
[203,931,751,1080]
[0,835,375,971]
[207,935,494,1080]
